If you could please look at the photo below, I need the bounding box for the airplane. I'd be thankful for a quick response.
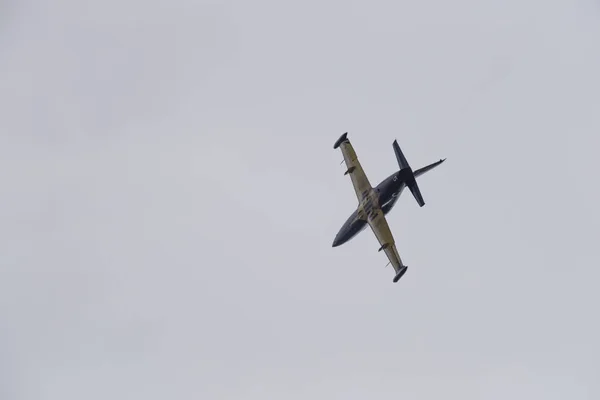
[332,132,445,283]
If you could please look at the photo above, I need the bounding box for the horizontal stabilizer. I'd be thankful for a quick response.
[392,139,427,207]
[393,140,410,170]
[409,182,425,207]
[414,158,446,178]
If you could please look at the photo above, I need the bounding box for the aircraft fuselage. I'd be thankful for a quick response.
[332,169,409,247]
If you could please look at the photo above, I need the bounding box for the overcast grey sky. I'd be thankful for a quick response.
[1,0,599,399]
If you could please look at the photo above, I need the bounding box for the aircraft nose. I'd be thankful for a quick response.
[332,235,342,247]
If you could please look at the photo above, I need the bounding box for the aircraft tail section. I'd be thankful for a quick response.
[413,158,446,178]
[393,140,411,170]
[393,140,446,208]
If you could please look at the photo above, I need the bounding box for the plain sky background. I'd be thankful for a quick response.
[1,0,599,399]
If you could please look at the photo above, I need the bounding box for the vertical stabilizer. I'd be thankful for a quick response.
[393,140,425,207]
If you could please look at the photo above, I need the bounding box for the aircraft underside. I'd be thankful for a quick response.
[331,132,445,283]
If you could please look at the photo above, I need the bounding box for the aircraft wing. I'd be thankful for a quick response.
[368,208,408,283]
[333,132,373,201]
[333,132,408,283]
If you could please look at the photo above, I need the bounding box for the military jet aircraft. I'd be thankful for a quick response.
[332,132,445,283]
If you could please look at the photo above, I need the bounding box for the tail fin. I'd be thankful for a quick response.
[393,140,425,207]
[393,140,445,207]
